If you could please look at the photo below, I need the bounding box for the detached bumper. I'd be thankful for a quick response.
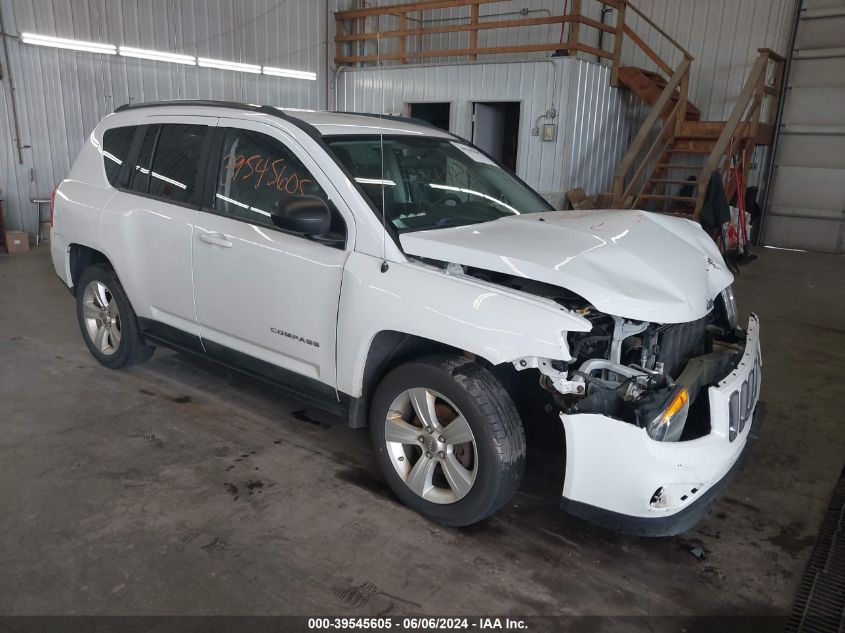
[562,403,764,536]
[559,314,763,537]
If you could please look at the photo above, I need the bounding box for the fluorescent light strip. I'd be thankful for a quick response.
[262,66,316,80]
[355,177,396,186]
[22,33,314,81]
[151,171,186,189]
[21,32,116,55]
[198,57,261,74]
[216,193,270,216]
[119,46,195,65]
[429,183,520,215]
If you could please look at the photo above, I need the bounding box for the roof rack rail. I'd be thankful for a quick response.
[112,99,325,140]
[114,99,263,113]
[329,110,446,132]
[113,102,451,141]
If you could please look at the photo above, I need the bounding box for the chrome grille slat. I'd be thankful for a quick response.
[727,343,762,442]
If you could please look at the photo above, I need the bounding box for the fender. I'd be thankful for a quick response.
[336,252,592,397]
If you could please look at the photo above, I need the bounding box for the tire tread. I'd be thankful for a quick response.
[370,353,526,526]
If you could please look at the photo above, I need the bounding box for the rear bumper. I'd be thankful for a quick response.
[50,229,72,288]
[559,314,763,536]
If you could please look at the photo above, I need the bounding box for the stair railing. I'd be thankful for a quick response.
[615,83,687,207]
[608,0,695,208]
[692,48,786,218]
[611,56,693,207]
[333,0,689,72]
[334,0,623,67]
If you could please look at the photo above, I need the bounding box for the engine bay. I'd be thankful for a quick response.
[461,264,746,442]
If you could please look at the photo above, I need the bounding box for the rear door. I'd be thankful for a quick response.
[100,116,215,342]
[191,117,353,388]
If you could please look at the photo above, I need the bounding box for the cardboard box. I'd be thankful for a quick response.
[5,231,30,253]
[565,187,615,211]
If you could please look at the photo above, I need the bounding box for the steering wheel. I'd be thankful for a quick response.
[430,191,461,207]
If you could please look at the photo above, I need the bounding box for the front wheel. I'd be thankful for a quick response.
[369,355,526,526]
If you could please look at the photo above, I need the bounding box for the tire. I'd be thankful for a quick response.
[75,264,154,369]
[369,354,526,526]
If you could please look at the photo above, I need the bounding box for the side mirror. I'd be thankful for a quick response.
[271,195,331,236]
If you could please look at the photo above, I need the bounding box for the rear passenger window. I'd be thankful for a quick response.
[131,126,157,193]
[213,127,327,227]
[147,124,206,203]
[102,126,136,187]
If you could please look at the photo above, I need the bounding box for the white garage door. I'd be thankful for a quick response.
[763,0,845,253]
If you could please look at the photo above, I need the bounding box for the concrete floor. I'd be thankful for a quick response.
[1,246,844,618]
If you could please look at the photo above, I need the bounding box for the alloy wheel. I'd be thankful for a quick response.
[384,387,478,504]
[81,280,122,355]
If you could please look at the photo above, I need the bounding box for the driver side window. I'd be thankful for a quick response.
[213,128,328,229]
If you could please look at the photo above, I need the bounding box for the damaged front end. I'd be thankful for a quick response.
[522,285,745,443]
[399,209,762,535]
[506,280,764,536]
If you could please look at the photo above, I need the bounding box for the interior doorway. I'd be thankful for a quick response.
[471,101,520,172]
[407,102,451,131]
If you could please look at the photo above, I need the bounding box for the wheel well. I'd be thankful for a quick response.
[347,331,466,429]
[347,332,565,466]
[68,244,112,296]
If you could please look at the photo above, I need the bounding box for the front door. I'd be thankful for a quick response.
[191,118,352,389]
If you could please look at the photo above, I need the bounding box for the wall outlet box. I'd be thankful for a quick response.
[542,123,557,142]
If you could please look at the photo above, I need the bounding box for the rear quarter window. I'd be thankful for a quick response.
[102,126,136,187]
[147,124,207,203]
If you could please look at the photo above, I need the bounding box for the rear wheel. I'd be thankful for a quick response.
[76,265,154,369]
[370,355,525,526]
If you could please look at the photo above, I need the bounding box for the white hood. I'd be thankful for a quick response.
[399,210,733,324]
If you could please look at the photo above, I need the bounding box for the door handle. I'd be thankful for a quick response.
[198,232,233,248]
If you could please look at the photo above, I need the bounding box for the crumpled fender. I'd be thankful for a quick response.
[336,252,591,397]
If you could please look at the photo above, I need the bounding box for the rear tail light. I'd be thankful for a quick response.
[49,186,58,227]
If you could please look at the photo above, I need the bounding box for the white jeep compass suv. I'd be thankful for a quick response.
[51,100,763,535]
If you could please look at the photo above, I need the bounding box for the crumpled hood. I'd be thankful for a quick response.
[399,209,734,324]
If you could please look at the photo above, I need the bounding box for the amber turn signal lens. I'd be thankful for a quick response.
[658,388,689,424]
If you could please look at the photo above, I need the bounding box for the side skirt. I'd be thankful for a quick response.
[138,318,352,419]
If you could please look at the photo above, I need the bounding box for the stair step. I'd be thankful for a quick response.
[677,120,726,139]
[617,66,702,121]
[665,147,714,153]
[647,178,701,185]
[656,163,703,170]
[637,194,697,202]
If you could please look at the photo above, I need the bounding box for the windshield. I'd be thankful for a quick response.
[325,135,552,233]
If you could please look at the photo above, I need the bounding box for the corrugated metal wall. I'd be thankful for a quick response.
[335,57,642,204]
[334,0,796,120]
[0,0,328,235]
[620,0,796,120]
[0,0,799,235]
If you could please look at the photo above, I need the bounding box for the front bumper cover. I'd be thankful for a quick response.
[561,403,764,536]
[559,313,763,537]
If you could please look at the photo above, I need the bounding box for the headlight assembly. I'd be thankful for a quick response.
[719,285,738,330]
[645,386,690,442]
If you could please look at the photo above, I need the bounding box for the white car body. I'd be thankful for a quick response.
[51,101,763,535]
